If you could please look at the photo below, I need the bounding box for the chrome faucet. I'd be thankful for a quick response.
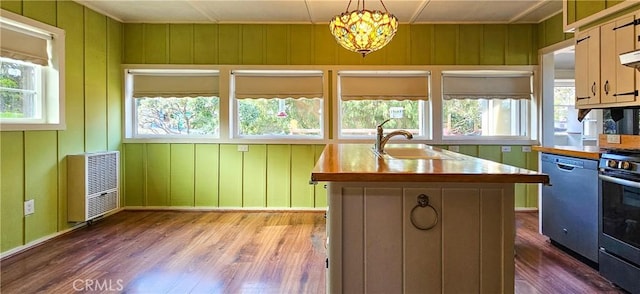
[374,119,413,154]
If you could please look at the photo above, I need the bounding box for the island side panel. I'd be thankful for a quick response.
[482,188,512,293]
[327,182,516,294]
[403,188,443,293]
[501,186,516,293]
[364,188,403,293]
[442,188,481,293]
[342,187,365,293]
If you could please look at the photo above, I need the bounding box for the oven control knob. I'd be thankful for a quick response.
[621,161,632,170]
[607,160,618,168]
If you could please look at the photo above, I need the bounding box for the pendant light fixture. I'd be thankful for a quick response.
[329,0,398,57]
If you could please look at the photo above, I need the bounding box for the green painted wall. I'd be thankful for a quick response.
[120,22,544,212]
[0,1,122,254]
[123,144,326,209]
[435,146,540,208]
[538,13,574,49]
[122,23,539,65]
[566,0,628,24]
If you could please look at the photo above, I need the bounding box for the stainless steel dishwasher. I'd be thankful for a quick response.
[541,153,599,263]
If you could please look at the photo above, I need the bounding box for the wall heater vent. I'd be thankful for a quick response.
[68,151,119,222]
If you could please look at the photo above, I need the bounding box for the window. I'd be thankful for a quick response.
[231,70,325,139]
[553,79,576,133]
[441,71,532,139]
[337,71,430,138]
[1,57,42,120]
[0,9,65,130]
[125,69,220,138]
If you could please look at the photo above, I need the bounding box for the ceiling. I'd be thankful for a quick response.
[74,0,563,24]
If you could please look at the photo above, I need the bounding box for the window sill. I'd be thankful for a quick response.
[123,137,327,144]
[1,122,65,131]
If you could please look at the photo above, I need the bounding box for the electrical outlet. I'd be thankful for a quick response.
[237,145,249,152]
[522,146,532,152]
[606,135,621,144]
[448,146,460,152]
[501,146,511,152]
[24,199,34,215]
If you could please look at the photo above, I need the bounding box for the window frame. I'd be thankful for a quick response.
[122,65,538,145]
[229,69,328,141]
[334,69,432,141]
[0,9,65,131]
[553,79,576,134]
[123,66,222,140]
[0,57,44,122]
[438,69,536,144]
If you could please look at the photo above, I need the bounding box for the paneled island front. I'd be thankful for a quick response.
[311,144,549,294]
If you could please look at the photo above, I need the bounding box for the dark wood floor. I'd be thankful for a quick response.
[514,212,624,294]
[0,211,625,293]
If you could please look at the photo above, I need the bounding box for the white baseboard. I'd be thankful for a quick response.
[124,206,327,212]
[0,223,86,260]
[515,207,538,212]
[0,207,125,260]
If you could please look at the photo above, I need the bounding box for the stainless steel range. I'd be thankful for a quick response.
[599,149,640,294]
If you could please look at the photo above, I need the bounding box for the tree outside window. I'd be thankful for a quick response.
[135,97,219,136]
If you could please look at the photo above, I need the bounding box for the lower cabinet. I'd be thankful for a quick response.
[541,153,599,263]
[326,181,516,293]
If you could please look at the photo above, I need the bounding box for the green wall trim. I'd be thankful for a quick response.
[170,144,195,206]
[194,144,220,206]
[1,132,25,252]
[56,0,86,230]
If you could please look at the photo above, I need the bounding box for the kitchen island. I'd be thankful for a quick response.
[311,144,549,294]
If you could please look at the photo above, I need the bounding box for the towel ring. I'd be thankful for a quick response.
[410,194,438,231]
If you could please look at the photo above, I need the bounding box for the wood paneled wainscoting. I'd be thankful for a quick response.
[0,211,624,293]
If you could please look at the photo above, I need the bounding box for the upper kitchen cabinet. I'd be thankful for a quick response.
[574,11,639,109]
[575,27,601,107]
[600,15,637,105]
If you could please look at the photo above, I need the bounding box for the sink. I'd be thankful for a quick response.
[373,144,456,160]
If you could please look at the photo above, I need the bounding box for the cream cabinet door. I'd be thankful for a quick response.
[601,15,637,104]
[575,27,600,107]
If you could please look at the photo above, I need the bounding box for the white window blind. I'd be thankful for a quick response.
[442,71,533,100]
[131,70,219,98]
[233,70,324,99]
[339,72,429,101]
[0,22,51,66]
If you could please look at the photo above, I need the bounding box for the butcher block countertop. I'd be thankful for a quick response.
[531,145,602,160]
[311,144,549,184]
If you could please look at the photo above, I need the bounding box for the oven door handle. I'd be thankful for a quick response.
[599,174,640,189]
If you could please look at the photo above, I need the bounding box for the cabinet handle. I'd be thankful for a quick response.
[576,35,590,44]
[576,96,590,100]
[410,194,438,231]
[591,82,597,96]
[613,90,638,97]
[613,19,640,30]
[604,80,610,95]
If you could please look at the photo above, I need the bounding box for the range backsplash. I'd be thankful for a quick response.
[603,108,639,135]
